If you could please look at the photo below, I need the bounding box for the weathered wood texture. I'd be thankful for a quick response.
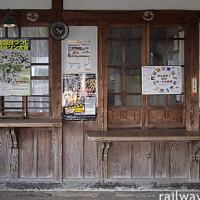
[62,121,98,180]
[0,129,10,179]
[0,127,61,181]
[106,141,194,181]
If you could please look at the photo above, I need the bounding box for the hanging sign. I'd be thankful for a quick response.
[142,66,182,94]
[191,76,198,95]
[0,38,31,96]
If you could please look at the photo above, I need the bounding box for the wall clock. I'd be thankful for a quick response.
[50,21,69,40]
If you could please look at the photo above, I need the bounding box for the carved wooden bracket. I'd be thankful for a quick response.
[6,128,18,149]
[192,141,200,161]
[99,141,111,162]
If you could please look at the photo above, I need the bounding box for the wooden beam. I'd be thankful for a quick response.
[52,0,63,10]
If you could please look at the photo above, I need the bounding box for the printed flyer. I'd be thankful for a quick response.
[142,66,182,94]
[62,73,96,120]
[66,39,91,73]
[0,38,31,96]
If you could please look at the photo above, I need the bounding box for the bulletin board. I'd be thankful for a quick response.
[61,26,98,120]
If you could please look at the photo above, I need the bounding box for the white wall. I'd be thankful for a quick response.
[0,0,51,9]
[0,0,199,10]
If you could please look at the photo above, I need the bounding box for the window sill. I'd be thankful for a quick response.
[0,119,62,127]
[87,128,200,141]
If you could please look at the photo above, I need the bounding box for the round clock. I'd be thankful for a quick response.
[50,21,69,40]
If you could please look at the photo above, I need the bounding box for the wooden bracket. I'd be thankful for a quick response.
[6,128,18,149]
[192,141,200,161]
[99,141,111,162]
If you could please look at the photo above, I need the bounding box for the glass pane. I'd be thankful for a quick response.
[8,27,19,37]
[107,68,122,93]
[28,96,49,112]
[108,95,122,106]
[31,65,49,76]
[125,95,141,106]
[31,40,49,63]
[150,40,166,65]
[31,80,49,95]
[168,40,184,65]
[126,27,142,38]
[4,96,22,111]
[0,27,5,37]
[21,27,49,37]
[125,68,141,93]
[149,95,165,106]
[168,94,184,106]
[126,41,141,65]
[108,28,123,38]
[107,41,122,65]
[150,28,166,39]
[168,27,184,38]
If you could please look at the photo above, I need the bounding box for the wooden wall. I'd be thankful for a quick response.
[0,9,199,189]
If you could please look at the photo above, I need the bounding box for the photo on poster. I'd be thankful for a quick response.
[0,38,31,96]
[62,73,96,120]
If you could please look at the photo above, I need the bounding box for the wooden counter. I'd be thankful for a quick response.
[87,128,200,141]
[0,119,62,127]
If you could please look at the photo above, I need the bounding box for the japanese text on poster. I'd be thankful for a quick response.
[66,40,91,73]
[142,66,182,94]
[0,38,31,96]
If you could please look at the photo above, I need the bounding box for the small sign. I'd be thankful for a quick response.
[191,76,198,95]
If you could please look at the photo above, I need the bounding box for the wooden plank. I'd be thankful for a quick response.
[107,142,131,179]
[154,142,169,178]
[18,129,37,178]
[87,129,200,141]
[0,119,62,127]
[0,129,10,178]
[169,142,190,178]
[37,130,53,178]
[83,121,98,179]
[63,121,83,179]
[52,127,62,181]
[132,142,152,178]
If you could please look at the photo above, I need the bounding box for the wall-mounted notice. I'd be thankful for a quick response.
[66,39,91,73]
[0,38,31,96]
[142,66,182,94]
[63,73,96,120]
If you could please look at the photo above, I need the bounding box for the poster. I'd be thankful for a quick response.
[66,39,91,73]
[142,66,182,94]
[63,73,96,120]
[0,38,31,96]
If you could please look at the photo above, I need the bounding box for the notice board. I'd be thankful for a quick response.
[61,26,97,120]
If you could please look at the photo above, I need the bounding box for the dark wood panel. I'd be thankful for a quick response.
[107,142,131,179]
[170,142,190,178]
[132,142,152,178]
[108,109,142,128]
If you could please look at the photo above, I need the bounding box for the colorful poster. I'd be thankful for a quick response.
[142,66,182,94]
[63,73,96,119]
[0,38,31,96]
[66,40,91,73]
